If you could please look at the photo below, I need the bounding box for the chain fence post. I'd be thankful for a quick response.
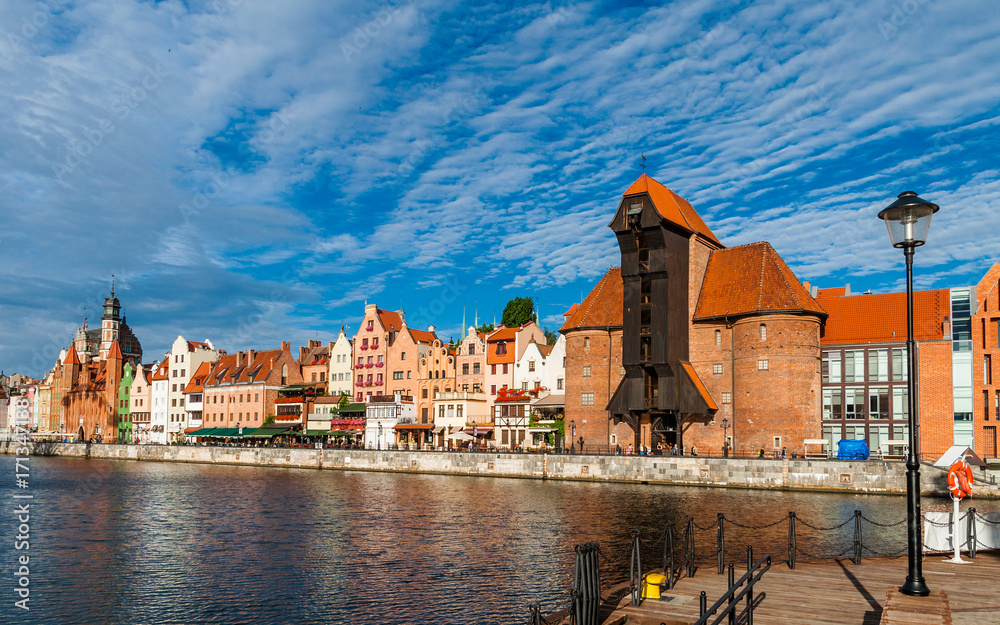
[629,531,642,606]
[686,515,695,578]
[663,522,675,590]
[787,512,796,569]
[852,510,862,565]
[968,506,977,559]
[717,512,725,574]
[746,545,754,625]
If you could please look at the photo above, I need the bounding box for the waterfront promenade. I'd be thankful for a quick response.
[5,440,1000,498]
[585,552,1000,625]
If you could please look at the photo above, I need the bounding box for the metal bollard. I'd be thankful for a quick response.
[663,522,675,590]
[968,507,977,559]
[700,591,707,616]
[787,512,797,569]
[717,513,725,574]
[686,516,696,578]
[727,563,736,625]
[746,546,754,625]
[852,510,862,565]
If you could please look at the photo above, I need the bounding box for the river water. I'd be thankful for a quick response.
[2,456,996,624]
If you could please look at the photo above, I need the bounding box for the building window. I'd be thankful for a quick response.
[986,355,993,385]
[892,387,909,420]
[581,392,594,406]
[255,393,259,402]
[584,337,590,349]
[468,344,476,355]
[822,351,841,383]
[393,371,403,380]
[473,363,481,374]
[172,384,177,392]
[844,350,864,382]
[171,399,176,407]
[759,324,766,341]
[491,385,497,395]
[773,436,781,450]
[869,387,889,419]
[721,392,731,404]
[457,405,463,419]
[320,372,326,381]
[892,348,908,381]
[557,378,563,390]
[312,373,317,382]
[522,382,528,390]
[407,370,412,379]
[985,390,990,422]
[402,352,406,360]
[757,359,769,371]
[528,360,535,372]
[422,388,428,398]
[823,389,842,420]
[582,365,591,377]
[502,364,508,374]
[715,329,721,346]
[491,365,496,375]
[845,388,865,419]
[868,349,888,382]
[713,363,723,375]
[462,363,470,375]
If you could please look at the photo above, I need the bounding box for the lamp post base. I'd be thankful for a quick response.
[899,577,930,597]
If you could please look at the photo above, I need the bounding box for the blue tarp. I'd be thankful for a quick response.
[837,439,870,460]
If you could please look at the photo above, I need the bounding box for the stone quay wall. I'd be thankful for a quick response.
[5,440,1000,498]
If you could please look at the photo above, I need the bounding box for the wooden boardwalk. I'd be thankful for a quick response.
[567,551,1000,625]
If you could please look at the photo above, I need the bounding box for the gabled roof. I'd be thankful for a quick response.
[151,360,169,381]
[183,362,212,393]
[560,268,624,331]
[693,242,826,321]
[408,329,437,344]
[187,340,211,351]
[107,340,123,361]
[816,289,949,345]
[681,363,719,411]
[487,327,516,342]
[377,309,403,332]
[622,174,721,246]
[537,344,555,357]
[562,303,578,317]
[63,345,81,365]
[815,287,846,298]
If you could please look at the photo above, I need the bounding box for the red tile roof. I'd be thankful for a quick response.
[693,242,826,321]
[63,345,81,365]
[408,329,437,344]
[681,363,718,411]
[107,340,123,361]
[487,327,517,342]
[377,309,403,332]
[816,287,846,298]
[816,289,950,345]
[183,362,212,393]
[623,174,721,246]
[559,268,624,331]
[563,303,579,317]
[187,340,211,350]
[537,344,555,357]
[151,360,168,381]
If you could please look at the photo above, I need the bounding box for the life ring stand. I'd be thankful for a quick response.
[947,460,973,499]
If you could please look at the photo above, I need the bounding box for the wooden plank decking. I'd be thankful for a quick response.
[571,551,1000,625]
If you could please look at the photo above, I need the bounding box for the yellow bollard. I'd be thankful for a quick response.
[642,573,667,600]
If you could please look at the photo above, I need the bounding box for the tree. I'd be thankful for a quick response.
[501,296,535,328]
[543,328,558,344]
[475,322,495,333]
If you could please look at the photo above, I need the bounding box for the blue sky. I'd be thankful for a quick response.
[1,0,998,378]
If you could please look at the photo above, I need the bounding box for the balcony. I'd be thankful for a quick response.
[435,391,486,402]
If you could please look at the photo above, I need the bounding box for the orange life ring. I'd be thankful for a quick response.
[948,461,973,498]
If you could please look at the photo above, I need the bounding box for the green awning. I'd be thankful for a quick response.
[329,430,354,436]
[302,429,331,437]
[208,428,243,438]
[242,426,291,438]
[187,428,217,437]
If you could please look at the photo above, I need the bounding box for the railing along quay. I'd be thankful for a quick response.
[530,508,1000,624]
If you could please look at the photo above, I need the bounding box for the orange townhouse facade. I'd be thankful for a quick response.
[201,343,303,429]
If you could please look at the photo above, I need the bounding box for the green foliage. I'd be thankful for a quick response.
[338,394,350,408]
[543,328,558,344]
[501,296,535,328]
[263,414,276,426]
[475,322,495,333]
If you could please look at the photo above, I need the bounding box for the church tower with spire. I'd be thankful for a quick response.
[99,279,122,361]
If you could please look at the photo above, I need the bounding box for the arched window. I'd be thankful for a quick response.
[715,329,721,346]
[584,337,591,349]
[281,364,288,385]
[760,324,767,341]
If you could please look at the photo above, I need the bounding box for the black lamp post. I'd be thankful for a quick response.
[721,417,730,458]
[377,421,383,450]
[878,190,938,597]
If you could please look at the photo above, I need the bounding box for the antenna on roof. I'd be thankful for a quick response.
[111,273,116,297]
[641,153,646,172]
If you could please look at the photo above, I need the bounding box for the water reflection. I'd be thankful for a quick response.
[1,457,996,624]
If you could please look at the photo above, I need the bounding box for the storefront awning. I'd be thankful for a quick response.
[393,423,435,430]
[465,427,493,435]
[242,426,290,438]
[302,429,330,437]
[187,428,217,437]
[184,426,203,434]
[432,426,445,434]
[207,428,242,438]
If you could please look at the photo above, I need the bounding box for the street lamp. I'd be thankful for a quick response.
[878,190,938,598]
[720,417,729,458]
